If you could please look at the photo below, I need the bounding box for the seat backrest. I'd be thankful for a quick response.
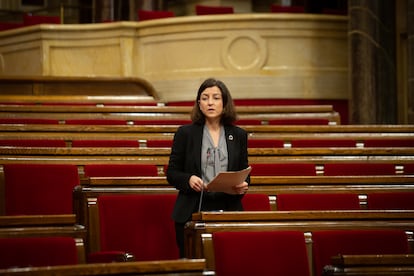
[242,194,271,211]
[72,140,140,147]
[250,163,317,176]
[96,194,179,261]
[235,119,263,125]
[248,139,285,148]
[83,164,159,177]
[212,230,310,276]
[146,139,173,148]
[0,118,60,124]
[323,163,396,176]
[270,4,306,13]
[276,193,361,211]
[404,163,414,174]
[0,22,24,31]
[133,119,191,125]
[366,192,414,210]
[291,139,356,148]
[195,5,234,15]
[312,229,410,276]
[137,9,175,21]
[0,139,66,147]
[268,118,330,125]
[3,164,79,215]
[363,139,414,147]
[0,236,78,269]
[24,14,61,25]
[65,119,128,125]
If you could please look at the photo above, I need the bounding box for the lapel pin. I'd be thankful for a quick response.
[228,135,233,141]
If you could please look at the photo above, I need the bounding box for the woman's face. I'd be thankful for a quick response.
[199,86,224,121]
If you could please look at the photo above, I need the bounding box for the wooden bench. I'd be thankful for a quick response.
[74,175,414,254]
[191,211,414,273]
[323,254,414,276]
[0,259,206,276]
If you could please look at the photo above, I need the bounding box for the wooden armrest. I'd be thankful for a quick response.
[331,254,414,266]
[0,214,76,227]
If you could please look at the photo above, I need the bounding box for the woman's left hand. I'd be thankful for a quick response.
[232,181,249,194]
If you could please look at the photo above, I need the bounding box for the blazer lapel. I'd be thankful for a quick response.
[224,125,236,170]
[193,124,203,174]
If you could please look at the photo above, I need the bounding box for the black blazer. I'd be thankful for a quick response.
[167,123,250,223]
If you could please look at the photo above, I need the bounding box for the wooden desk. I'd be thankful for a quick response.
[323,254,414,276]
[186,210,414,260]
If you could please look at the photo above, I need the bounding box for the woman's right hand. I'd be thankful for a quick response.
[189,175,205,192]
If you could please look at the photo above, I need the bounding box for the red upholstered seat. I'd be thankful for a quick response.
[235,119,263,125]
[0,139,66,147]
[242,194,271,211]
[276,193,361,211]
[146,139,173,147]
[0,22,24,31]
[248,139,285,148]
[323,163,396,176]
[72,140,140,147]
[195,5,234,15]
[404,163,414,174]
[83,164,159,177]
[250,163,317,176]
[24,14,60,25]
[0,118,60,124]
[271,4,305,13]
[65,119,128,125]
[363,139,414,147]
[93,194,179,261]
[0,237,78,269]
[366,192,414,210]
[291,139,356,148]
[268,119,330,125]
[312,229,410,276]
[138,9,175,21]
[212,231,310,276]
[3,164,79,215]
[133,119,191,125]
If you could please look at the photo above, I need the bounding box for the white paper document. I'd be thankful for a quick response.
[207,166,252,194]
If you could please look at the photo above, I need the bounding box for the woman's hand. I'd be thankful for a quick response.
[232,181,249,194]
[189,175,205,192]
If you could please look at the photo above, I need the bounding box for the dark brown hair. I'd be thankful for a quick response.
[191,78,237,125]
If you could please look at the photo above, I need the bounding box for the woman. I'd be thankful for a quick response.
[166,78,250,258]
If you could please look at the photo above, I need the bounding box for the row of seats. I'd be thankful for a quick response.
[1,137,413,148]
[206,229,410,276]
[0,13,60,31]
[250,163,414,176]
[244,192,414,211]
[3,213,411,275]
[0,118,333,125]
[2,162,414,216]
[138,3,346,22]
[1,163,413,272]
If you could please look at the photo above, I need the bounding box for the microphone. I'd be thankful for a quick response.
[198,148,211,212]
